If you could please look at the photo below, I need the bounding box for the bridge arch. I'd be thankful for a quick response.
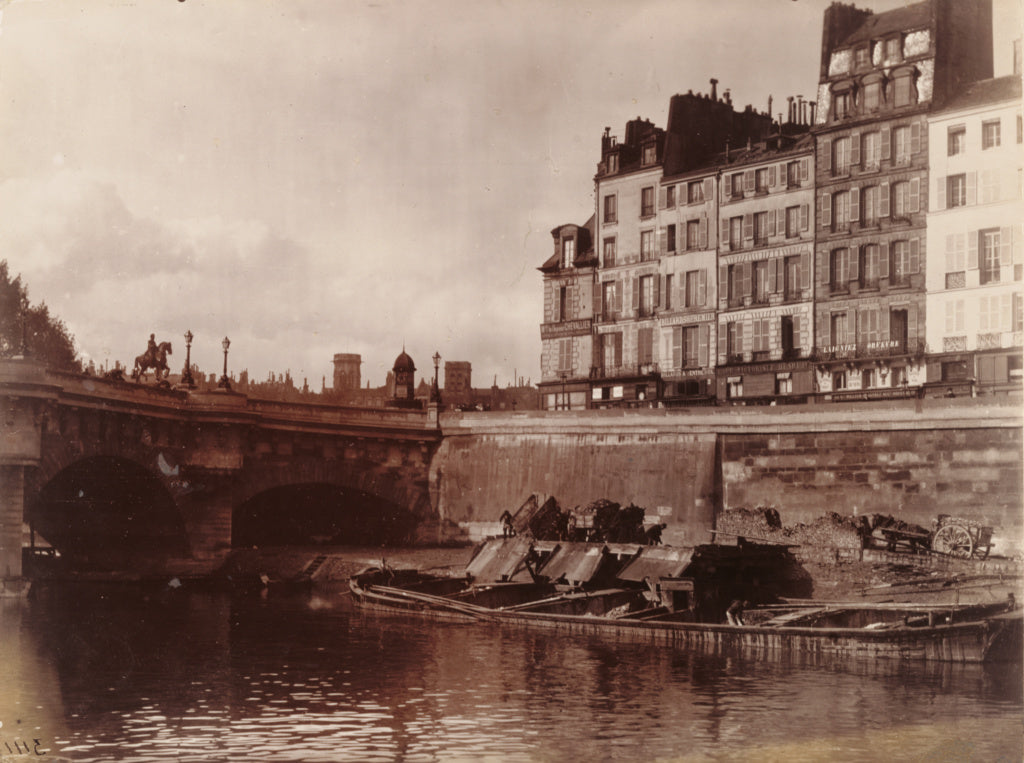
[29,456,188,572]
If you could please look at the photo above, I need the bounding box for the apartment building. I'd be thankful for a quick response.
[812,0,992,399]
[714,125,816,402]
[538,219,596,410]
[926,75,1023,394]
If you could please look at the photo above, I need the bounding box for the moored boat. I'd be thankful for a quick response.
[349,538,1022,664]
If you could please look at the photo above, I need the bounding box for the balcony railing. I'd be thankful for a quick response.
[590,363,660,379]
[810,338,926,361]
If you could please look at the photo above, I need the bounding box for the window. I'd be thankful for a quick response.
[557,286,568,321]
[561,237,575,268]
[885,36,901,63]
[945,299,965,334]
[666,185,677,208]
[862,131,881,170]
[830,248,850,291]
[751,317,770,359]
[603,237,616,267]
[1016,293,1024,333]
[832,371,847,390]
[982,120,1001,149]
[727,264,741,305]
[947,174,966,208]
[861,186,879,225]
[686,219,700,250]
[638,328,654,366]
[780,315,796,358]
[948,126,966,156]
[601,332,623,373]
[638,275,654,317]
[642,143,657,165]
[753,260,770,304]
[753,211,769,246]
[685,270,704,307]
[775,373,793,395]
[755,168,770,193]
[641,187,655,217]
[729,216,742,251]
[606,153,618,174]
[832,190,850,231]
[980,229,1001,284]
[726,321,742,359]
[727,377,743,399]
[860,244,880,288]
[833,137,851,175]
[858,310,880,349]
[893,74,913,107]
[785,206,800,238]
[891,240,911,286]
[834,91,850,120]
[891,181,911,218]
[664,274,673,310]
[855,46,870,69]
[784,256,801,300]
[602,281,617,319]
[978,295,1002,332]
[730,173,744,197]
[890,309,908,351]
[557,338,572,373]
[687,180,705,204]
[830,312,848,345]
[864,81,881,111]
[681,326,700,368]
[640,230,654,261]
[666,224,676,253]
[893,126,911,164]
[603,194,617,223]
[786,161,800,187]
[861,369,875,389]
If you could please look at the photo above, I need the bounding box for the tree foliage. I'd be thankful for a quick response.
[0,260,81,372]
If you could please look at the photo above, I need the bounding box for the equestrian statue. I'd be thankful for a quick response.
[133,333,173,382]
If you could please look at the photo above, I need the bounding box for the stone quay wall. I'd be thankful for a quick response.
[435,398,1022,555]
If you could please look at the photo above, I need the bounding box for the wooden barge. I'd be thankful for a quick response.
[349,538,1022,665]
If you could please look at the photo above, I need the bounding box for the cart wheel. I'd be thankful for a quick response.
[932,524,973,558]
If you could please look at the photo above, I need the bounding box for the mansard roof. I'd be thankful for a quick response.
[839,1,932,48]
[935,75,1022,114]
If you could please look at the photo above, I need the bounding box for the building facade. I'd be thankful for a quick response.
[811,0,993,399]
[926,75,1023,393]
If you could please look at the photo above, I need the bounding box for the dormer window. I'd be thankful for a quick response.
[885,36,901,63]
[893,72,915,107]
[562,237,575,269]
[833,91,851,120]
[642,143,657,166]
[855,46,870,70]
[863,79,882,111]
[606,153,619,174]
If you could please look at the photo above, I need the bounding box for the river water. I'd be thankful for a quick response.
[2,570,1021,762]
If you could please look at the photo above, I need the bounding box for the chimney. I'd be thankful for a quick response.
[797,95,805,124]
[767,94,773,118]
[710,78,718,101]
[809,101,817,124]
[787,96,794,123]
[724,89,732,106]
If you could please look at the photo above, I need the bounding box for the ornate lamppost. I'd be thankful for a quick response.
[431,351,442,404]
[218,336,231,390]
[181,330,196,388]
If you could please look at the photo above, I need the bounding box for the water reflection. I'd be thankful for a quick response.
[3,585,1020,762]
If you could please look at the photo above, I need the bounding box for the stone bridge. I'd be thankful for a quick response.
[0,359,441,579]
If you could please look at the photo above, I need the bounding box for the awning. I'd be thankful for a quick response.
[617,546,695,583]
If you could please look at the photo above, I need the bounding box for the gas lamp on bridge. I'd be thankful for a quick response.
[218,336,231,390]
[181,330,196,389]
[431,351,442,404]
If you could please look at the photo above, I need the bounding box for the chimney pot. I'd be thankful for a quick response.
[710,78,718,101]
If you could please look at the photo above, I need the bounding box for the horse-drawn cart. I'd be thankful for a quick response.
[930,515,995,559]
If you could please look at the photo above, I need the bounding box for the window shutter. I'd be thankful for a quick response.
[722,177,731,201]
[700,216,708,249]
[821,138,832,171]
[1014,225,1023,264]
[704,177,714,201]
[744,170,754,193]
[849,248,860,281]
[1001,293,1013,331]
[909,237,920,274]
[880,181,890,217]
[717,322,727,362]
[768,209,777,237]
[769,166,777,187]
[614,333,623,367]
[846,312,857,345]
[659,226,667,255]
[968,231,979,269]
[800,158,809,181]
[881,127,891,160]
[850,132,861,166]
[742,262,752,296]
[821,193,832,227]
[659,187,668,210]
[768,258,778,292]
[879,309,889,343]
[800,203,809,231]
[910,121,921,154]
[1001,227,1012,266]
[879,241,889,278]
[850,185,860,221]
[593,282,603,320]
[736,322,744,353]
[698,269,707,305]
[719,265,729,308]
[779,163,787,185]
[721,218,730,247]
[632,276,640,313]
[908,303,918,341]
[800,253,810,292]
[615,280,623,313]
[698,324,709,367]
[967,171,977,205]
[743,214,753,241]
[909,177,920,213]
[936,176,946,210]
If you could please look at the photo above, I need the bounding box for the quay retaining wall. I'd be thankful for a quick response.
[434,398,1023,555]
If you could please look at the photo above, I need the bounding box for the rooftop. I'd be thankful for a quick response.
[935,75,1022,113]
[839,0,932,48]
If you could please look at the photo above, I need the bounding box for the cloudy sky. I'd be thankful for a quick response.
[0,0,1015,389]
